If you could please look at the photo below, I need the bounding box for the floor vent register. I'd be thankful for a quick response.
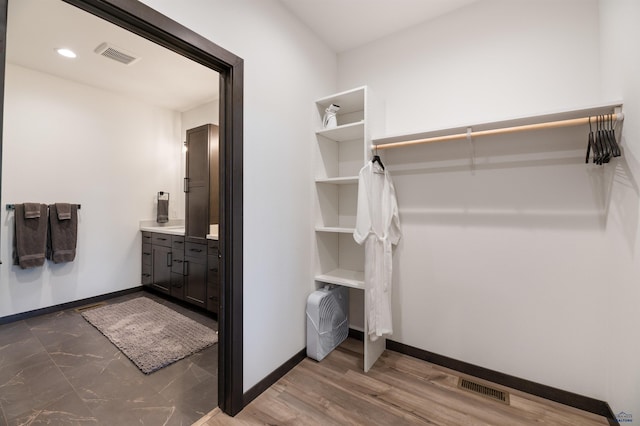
[457,378,510,405]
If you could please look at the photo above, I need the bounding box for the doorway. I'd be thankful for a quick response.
[0,0,244,417]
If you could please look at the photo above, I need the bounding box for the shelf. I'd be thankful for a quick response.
[315,268,364,289]
[373,100,624,146]
[316,121,364,142]
[315,176,358,185]
[315,86,366,115]
[316,226,355,234]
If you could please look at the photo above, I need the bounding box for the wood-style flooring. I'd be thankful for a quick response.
[195,338,609,426]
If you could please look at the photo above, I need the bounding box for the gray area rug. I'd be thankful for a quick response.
[82,297,217,374]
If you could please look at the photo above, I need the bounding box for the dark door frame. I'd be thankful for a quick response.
[0,0,244,416]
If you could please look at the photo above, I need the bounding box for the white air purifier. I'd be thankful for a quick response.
[306,285,349,361]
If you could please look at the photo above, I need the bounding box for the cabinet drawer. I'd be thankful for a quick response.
[142,244,152,266]
[207,255,219,283]
[141,263,152,285]
[172,257,186,275]
[207,281,219,295]
[185,242,207,260]
[207,282,219,313]
[151,233,172,247]
[142,232,153,244]
[207,239,218,251]
[172,235,185,252]
[170,273,184,300]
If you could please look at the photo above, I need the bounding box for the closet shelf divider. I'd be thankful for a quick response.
[315,176,359,185]
[315,226,355,234]
[315,268,364,289]
[316,121,364,142]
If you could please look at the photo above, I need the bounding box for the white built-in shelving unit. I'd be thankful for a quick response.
[313,86,385,372]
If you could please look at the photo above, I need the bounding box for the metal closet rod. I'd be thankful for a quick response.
[373,112,625,151]
[6,203,81,210]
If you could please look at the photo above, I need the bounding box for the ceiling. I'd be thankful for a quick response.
[5,0,478,111]
[278,0,479,52]
[6,0,219,112]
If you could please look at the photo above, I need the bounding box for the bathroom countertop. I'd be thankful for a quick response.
[140,221,218,240]
[206,224,219,241]
[140,225,185,236]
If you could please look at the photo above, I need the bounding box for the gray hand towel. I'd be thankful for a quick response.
[13,203,48,269]
[47,204,78,263]
[56,203,72,220]
[24,202,41,219]
[157,199,169,223]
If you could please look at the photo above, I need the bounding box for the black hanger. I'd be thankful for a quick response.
[595,115,606,164]
[608,113,621,157]
[585,117,593,164]
[372,154,385,170]
[600,115,612,164]
[590,116,603,164]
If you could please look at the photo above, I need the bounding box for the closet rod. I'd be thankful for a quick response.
[6,204,81,210]
[374,112,625,151]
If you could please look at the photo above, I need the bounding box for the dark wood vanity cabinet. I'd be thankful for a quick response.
[170,235,186,300]
[141,233,152,285]
[141,231,179,296]
[184,241,207,308]
[142,124,219,312]
[207,240,220,314]
[142,231,218,313]
[149,233,172,294]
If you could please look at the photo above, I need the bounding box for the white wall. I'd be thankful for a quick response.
[598,0,640,421]
[182,100,219,132]
[139,0,337,392]
[339,0,628,412]
[1,63,182,316]
[340,0,602,135]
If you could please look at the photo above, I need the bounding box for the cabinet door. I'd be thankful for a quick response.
[185,124,211,239]
[184,257,207,308]
[152,245,172,294]
[207,282,219,313]
[170,272,185,300]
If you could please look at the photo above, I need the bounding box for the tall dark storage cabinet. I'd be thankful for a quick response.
[184,123,219,313]
[185,124,219,241]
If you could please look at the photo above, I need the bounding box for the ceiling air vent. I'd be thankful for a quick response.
[94,42,140,65]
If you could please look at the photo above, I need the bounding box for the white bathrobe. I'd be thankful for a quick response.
[354,161,401,341]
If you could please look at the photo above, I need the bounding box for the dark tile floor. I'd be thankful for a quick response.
[0,290,218,426]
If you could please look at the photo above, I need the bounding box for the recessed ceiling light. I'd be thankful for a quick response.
[56,48,77,58]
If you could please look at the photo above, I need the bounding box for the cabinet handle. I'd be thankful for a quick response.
[183,260,189,276]
[158,237,168,241]
[143,252,151,256]
[209,267,218,273]
[190,248,203,253]
[174,259,183,264]
[142,273,151,277]
[167,252,172,267]
[184,177,189,193]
